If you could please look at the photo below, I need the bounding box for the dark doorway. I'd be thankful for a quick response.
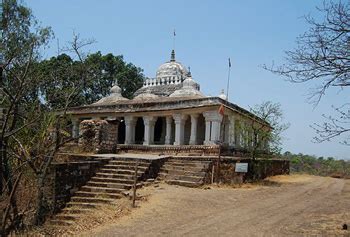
[118,119,125,144]
[135,117,144,144]
[154,117,165,144]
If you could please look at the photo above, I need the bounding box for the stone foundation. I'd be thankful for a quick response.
[44,158,110,214]
[78,119,118,153]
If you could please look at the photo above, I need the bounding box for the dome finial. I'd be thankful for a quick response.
[170,49,176,62]
[187,66,191,77]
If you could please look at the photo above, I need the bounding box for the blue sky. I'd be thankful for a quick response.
[26,0,349,159]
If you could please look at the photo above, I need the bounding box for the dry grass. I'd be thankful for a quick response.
[266,174,314,184]
[28,198,133,236]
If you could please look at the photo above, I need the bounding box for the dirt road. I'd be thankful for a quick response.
[87,175,350,236]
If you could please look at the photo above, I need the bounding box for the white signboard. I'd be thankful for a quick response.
[235,163,248,173]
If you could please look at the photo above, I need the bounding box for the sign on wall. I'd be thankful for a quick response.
[235,163,248,173]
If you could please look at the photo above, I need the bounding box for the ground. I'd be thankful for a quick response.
[80,175,349,237]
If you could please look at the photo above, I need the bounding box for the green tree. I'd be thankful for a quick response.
[238,101,289,159]
[37,51,144,109]
[0,0,52,234]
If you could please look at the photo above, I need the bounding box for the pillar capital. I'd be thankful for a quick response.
[124,115,137,125]
[143,115,156,125]
[203,110,223,122]
[173,114,188,123]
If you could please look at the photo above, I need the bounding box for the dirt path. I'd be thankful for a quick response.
[86,175,350,236]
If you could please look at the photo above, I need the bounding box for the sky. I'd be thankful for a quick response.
[26,0,349,159]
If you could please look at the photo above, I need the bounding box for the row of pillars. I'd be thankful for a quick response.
[71,110,224,146]
[124,111,223,146]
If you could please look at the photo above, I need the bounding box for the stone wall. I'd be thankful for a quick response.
[205,158,290,184]
[78,119,118,153]
[44,159,109,214]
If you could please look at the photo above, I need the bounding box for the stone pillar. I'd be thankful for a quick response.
[203,111,223,145]
[72,119,80,139]
[204,120,211,145]
[124,116,136,144]
[173,114,188,145]
[165,116,173,145]
[143,116,156,145]
[189,114,199,145]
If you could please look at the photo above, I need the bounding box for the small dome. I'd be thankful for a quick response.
[218,89,227,100]
[133,88,159,101]
[93,81,128,105]
[110,84,122,94]
[169,75,204,98]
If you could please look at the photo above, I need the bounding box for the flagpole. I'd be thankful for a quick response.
[226,58,231,101]
[173,29,176,51]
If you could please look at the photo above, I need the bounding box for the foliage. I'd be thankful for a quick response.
[37,51,144,109]
[282,151,350,178]
[264,1,350,145]
[238,101,289,159]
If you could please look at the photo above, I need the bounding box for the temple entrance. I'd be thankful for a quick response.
[184,116,191,145]
[197,114,205,145]
[135,117,144,144]
[118,118,125,144]
[154,117,165,144]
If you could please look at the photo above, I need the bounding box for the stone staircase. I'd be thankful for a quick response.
[158,158,211,187]
[48,158,152,226]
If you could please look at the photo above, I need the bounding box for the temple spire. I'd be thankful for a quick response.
[170,49,176,62]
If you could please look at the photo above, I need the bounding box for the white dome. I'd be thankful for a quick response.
[169,75,204,98]
[133,88,159,101]
[156,50,188,79]
[93,82,128,105]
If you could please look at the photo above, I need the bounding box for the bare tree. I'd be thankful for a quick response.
[263,1,350,145]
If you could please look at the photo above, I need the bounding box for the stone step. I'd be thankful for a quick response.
[66,201,103,209]
[103,164,148,170]
[70,196,115,204]
[91,177,135,184]
[95,172,134,179]
[160,169,206,177]
[166,179,202,188]
[162,164,207,172]
[86,181,142,189]
[80,186,125,194]
[109,160,151,166]
[54,213,82,221]
[159,173,204,183]
[60,207,93,215]
[74,191,123,199]
[48,219,75,226]
[166,160,211,166]
[99,168,145,175]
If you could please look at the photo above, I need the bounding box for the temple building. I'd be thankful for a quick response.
[66,50,270,155]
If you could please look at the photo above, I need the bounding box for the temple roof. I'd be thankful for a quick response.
[65,97,271,128]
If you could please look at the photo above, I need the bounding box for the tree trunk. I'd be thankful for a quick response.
[34,175,45,225]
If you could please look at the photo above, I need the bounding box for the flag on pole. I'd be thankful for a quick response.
[218,104,225,116]
[228,58,231,68]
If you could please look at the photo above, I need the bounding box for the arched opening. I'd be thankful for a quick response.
[135,117,144,144]
[118,118,125,144]
[197,114,205,145]
[154,117,165,144]
[184,117,191,145]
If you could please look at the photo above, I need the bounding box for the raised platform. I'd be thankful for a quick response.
[118,144,220,155]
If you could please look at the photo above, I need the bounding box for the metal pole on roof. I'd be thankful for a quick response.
[226,58,231,100]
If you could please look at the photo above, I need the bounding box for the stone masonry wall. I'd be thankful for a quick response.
[44,159,109,214]
[78,119,118,153]
[205,159,290,184]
